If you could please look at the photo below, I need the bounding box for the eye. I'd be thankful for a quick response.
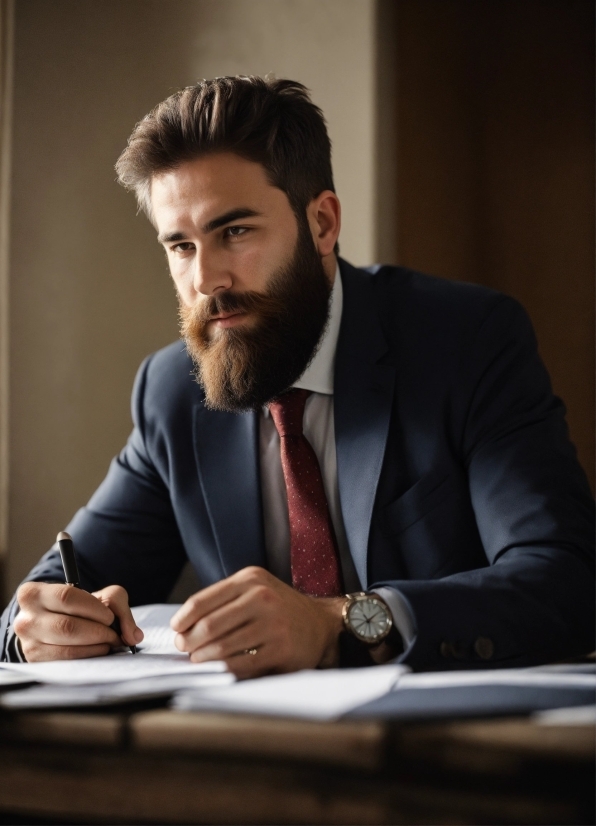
[224,226,249,239]
[171,242,195,254]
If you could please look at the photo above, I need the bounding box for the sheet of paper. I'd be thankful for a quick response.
[0,670,37,687]
[348,667,596,720]
[394,669,596,690]
[1,671,235,709]
[0,653,227,685]
[131,603,182,655]
[173,664,407,720]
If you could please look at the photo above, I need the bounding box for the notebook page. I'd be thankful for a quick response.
[132,603,182,655]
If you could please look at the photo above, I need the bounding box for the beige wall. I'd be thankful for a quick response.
[6,0,383,596]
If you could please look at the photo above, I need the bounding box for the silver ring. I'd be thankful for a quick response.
[244,648,258,656]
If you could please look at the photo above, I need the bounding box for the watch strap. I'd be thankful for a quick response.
[338,630,375,668]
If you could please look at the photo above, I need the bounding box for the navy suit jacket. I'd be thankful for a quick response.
[2,261,594,669]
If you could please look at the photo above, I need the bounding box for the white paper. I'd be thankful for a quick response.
[173,664,407,720]
[394,669,596,691]
[1,671,235,709]
[0,670,36,687]
[534,705,596,725]
[131,603,182,655]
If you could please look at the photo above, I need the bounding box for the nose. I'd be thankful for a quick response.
[193,247,232,297]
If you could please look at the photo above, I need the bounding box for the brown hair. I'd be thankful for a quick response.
[115,75,336,224]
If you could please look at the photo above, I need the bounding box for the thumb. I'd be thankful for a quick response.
[93,585,144,647]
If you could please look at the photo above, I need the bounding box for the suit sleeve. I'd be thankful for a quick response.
[374,296,595,670]
[1,355,188,660]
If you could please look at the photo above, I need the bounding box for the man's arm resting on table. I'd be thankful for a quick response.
[374,297,595,670]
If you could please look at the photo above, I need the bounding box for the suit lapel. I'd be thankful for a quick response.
[335,261,396,589]
[193,404,266,576]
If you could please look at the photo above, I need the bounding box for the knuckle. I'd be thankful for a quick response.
[200,617,215,638]
[105,584,128,602]
[16,581,40,606]
[13,612,32,638]
[55,614,76,638]
[238,566,264,584]
[55,584,75,607]
[252,584,274,603]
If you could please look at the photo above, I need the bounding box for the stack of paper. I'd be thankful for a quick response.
[349,665,596,720]
[0,604,233,709]
[173,665,407,720]
[172,664,595,721]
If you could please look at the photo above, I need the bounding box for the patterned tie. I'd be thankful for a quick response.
[268,389,343,598]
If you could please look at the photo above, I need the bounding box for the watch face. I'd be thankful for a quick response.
[347,598,391,643]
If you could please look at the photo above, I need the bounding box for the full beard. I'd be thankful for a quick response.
[178,221,332,412]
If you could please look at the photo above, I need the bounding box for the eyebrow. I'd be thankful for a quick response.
[157,208,262,244]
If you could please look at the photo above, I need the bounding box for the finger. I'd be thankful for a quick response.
[93,586,143,646]
[20,641,112,663]
[18,582,115,626]
[175,587,259,652]
[171,579,245,633]
[222,645,278,680]
[188,620,262,663]
[171,567,273,633]
[15,609,121,648]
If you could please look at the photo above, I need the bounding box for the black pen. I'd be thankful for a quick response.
[56,531,137,654]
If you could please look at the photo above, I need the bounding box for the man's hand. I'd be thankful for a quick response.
[13,582,144,662]
[170,567,345,678]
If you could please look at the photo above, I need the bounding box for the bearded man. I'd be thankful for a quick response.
[1,77,594,673]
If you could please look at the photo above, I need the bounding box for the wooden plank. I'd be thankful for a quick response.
[398,718,595,761]
[394,717,596,778]
[0,744,390,825]
[131,710,385,771]
[0,741,579,825]
[0,711,124,747]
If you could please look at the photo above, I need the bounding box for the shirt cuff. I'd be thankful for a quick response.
[372,586,417,649]
[5,628,26,662]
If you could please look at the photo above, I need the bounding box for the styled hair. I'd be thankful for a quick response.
[115,75,336,223]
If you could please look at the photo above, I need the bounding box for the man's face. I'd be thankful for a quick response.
[151,152,334,410]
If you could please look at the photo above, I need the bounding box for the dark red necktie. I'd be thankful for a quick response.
[268,389,343,598]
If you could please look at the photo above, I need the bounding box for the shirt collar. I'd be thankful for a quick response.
[292,262,342,396]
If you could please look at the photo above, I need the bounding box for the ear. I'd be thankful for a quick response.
[306,190,341,258]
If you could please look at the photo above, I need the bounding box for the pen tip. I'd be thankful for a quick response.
[57,531,72,542]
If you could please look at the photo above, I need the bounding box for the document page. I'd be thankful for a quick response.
[1,672,234,709]
[131,603,183,655]
[173,664,407,720]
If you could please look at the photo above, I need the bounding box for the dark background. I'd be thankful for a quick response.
[394,0,594,491]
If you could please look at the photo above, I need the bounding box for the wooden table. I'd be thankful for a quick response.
[0,706,593,824]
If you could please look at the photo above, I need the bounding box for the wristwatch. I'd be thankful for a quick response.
[342,592,393,645]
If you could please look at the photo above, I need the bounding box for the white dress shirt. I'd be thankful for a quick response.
[259,264,416,650]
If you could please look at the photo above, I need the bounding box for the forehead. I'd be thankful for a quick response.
[150,152,284,225]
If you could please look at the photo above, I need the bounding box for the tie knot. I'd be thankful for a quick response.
[268,389,311,437]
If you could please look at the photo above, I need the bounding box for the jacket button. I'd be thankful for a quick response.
[440,641,452,658]
[474,637,494,660]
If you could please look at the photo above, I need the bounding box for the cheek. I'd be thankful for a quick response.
[231,245,285,292]
[168,263,193,304]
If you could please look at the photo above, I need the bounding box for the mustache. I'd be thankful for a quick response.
[186,288,282,328]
